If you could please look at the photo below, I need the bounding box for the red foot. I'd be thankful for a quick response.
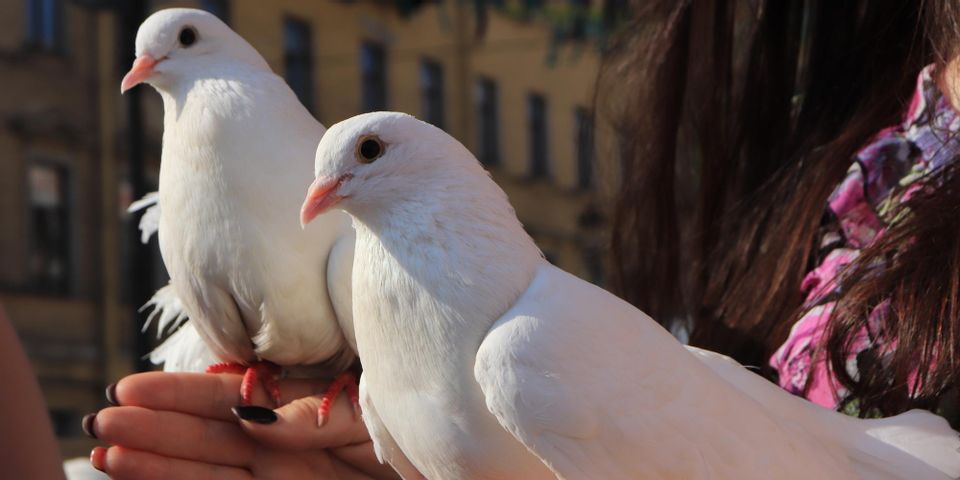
[206,361,282,406]
[317,372,361,427]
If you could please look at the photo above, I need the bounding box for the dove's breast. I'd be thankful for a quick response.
[351,233,553,480]
[155,79,353,368]
[362,364,555,480]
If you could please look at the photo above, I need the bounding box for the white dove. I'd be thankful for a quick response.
[128,194,249,373]
[122,8,358,418]
[300,111,960,480]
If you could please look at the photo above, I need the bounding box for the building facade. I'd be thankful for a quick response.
[0,0,612,458]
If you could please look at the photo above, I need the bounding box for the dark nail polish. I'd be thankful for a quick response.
[81,413,97,439]
[105,383,119,406]
[232,405,277,424]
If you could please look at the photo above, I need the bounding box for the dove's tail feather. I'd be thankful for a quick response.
[147,322,219,373]
[140,283,219,373]
[127,191,160,244]
[140,283,188,338]
[126,191,159,213]
[855,409,960,478]
[687,346,960,478]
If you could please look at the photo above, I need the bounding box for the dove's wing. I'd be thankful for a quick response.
[474,264,954,480]
[687,347,960,478]
[128,192,160,244]
[359,374,424,480]
[168,273,256,365]
[474,265,832,479]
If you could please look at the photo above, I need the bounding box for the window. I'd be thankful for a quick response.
[361,42,387,112]
[420,59,445,129]
[574,107,594,189]
[522,0,546,16]
[28,163,70,294]
[200,0,231,24]
[283,17,314,112]
[25,0,63,52]
[568,0,589,40]
[527,93,548,178]
[474,78,499,166]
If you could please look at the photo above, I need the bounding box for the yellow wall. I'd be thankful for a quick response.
[156,0,610,276]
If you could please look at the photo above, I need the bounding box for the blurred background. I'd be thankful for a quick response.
[0,0,621,459]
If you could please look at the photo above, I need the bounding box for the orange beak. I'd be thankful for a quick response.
[300,175,350,227]
[121,54,160,93]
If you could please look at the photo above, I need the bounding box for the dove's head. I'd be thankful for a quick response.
[121,8,268,94]
[301,111,479,226]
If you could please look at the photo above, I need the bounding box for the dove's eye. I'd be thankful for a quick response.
[179,26,198,48]
[357,136,385,163]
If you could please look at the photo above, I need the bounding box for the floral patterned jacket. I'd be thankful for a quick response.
[770,64,960,410]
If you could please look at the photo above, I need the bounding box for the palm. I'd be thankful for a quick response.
[91,372,398,480]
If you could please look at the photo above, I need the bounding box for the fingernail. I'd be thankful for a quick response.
[105,383,119,406]
[81,413,97,439]
[90,447,106,472]
[232,405,277,424]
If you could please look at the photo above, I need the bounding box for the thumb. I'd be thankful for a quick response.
[233,391,367,451]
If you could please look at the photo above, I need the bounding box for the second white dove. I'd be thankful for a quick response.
[300,111,960,480]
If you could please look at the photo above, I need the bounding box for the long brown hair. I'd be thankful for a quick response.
[602,0,960,418]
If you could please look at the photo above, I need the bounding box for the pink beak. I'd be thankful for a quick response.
[121,54,159,93]
[300,175,349,227]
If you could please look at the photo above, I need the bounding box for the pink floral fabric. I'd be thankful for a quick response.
[770,65,960,409]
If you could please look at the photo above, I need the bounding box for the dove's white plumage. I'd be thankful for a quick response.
[146,322,217,373]
[127,191,160,244]
[127,195,210,372]
[131,9,354,371]
[127,192,206,371]
[308,111,960,479]
[476,264,959,479]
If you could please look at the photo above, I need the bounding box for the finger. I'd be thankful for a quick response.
[114,372,244,420]
[114,372,327,420]
[237,392,369,450]
[331,443,403,479]
[94,406,256,467]
[101,446,252,480]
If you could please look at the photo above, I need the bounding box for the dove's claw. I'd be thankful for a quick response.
[206,361,282,406]
[240,367,258,404]
[317,408,329,427]
[264,372,282,406]
[317,372,361,427]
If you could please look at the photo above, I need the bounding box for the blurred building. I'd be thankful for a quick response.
[0,0,120,460]
[0,0,612,458]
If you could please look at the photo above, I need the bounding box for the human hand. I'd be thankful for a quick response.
[85,371,400,480]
